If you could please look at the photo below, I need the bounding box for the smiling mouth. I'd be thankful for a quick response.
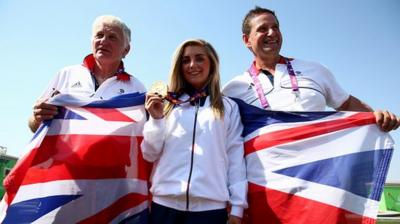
[187,71,202,76]
[263,39,278,45]
[97,48,111,53]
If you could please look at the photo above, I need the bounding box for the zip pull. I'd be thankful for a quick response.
[196,98,200,109]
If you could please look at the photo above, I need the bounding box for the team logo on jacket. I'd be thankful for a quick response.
[71,81,82,88]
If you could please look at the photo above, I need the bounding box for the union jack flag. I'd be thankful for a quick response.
[0,93,150,224]
[234,99,394,224]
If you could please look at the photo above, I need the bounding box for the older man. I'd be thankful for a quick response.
[20,15,148,223]
[29,15,146,132]
[223,6,399,131]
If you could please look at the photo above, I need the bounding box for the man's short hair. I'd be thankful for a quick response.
[242,6,279,36]
[92,15,131,47]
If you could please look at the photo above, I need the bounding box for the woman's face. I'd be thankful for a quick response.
[181,45,211,90]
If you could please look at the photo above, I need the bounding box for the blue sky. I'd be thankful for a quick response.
[0,0,399,181]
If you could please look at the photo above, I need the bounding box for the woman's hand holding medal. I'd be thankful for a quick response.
[146,81,168,119]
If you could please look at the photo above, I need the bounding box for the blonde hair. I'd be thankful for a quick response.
[165,39,224,118]
[92,15,131,48]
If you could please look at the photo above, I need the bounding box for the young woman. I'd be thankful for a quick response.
[142,39,247,224]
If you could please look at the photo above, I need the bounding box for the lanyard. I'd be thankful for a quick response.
[248,57,299,109]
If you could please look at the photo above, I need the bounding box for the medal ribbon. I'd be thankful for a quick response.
[164,89,207,105]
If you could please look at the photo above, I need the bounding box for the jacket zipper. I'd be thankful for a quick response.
[186,100,200,210]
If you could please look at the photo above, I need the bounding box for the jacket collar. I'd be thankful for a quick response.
[82,54,130,81]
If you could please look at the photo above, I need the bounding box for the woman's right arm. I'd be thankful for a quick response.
[141,93,166,162]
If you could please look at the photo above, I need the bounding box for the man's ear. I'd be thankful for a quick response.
[123,44,131,58]
[243,34,251,48]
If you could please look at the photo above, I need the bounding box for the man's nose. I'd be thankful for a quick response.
[267,28,275,36]
[99,35,108,42]
[267,28,276,36]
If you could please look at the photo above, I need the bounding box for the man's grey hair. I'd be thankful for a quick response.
[92,15,131,47]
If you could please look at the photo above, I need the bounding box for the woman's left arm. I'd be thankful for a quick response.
[225,100,248,219]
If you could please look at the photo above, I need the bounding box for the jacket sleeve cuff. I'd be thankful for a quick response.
[230,205,244,218]
[144,116,166,137]
[148,116,165,126]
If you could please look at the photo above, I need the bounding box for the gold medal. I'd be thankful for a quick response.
[149,81,168,97]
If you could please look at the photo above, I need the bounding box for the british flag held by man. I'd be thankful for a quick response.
[0,93,150,224]
[233,99,394,224]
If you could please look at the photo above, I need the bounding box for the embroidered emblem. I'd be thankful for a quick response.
[71,82,82,88]
[119,89,125,94]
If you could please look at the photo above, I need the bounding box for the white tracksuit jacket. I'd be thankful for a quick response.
[141,95,247,217]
